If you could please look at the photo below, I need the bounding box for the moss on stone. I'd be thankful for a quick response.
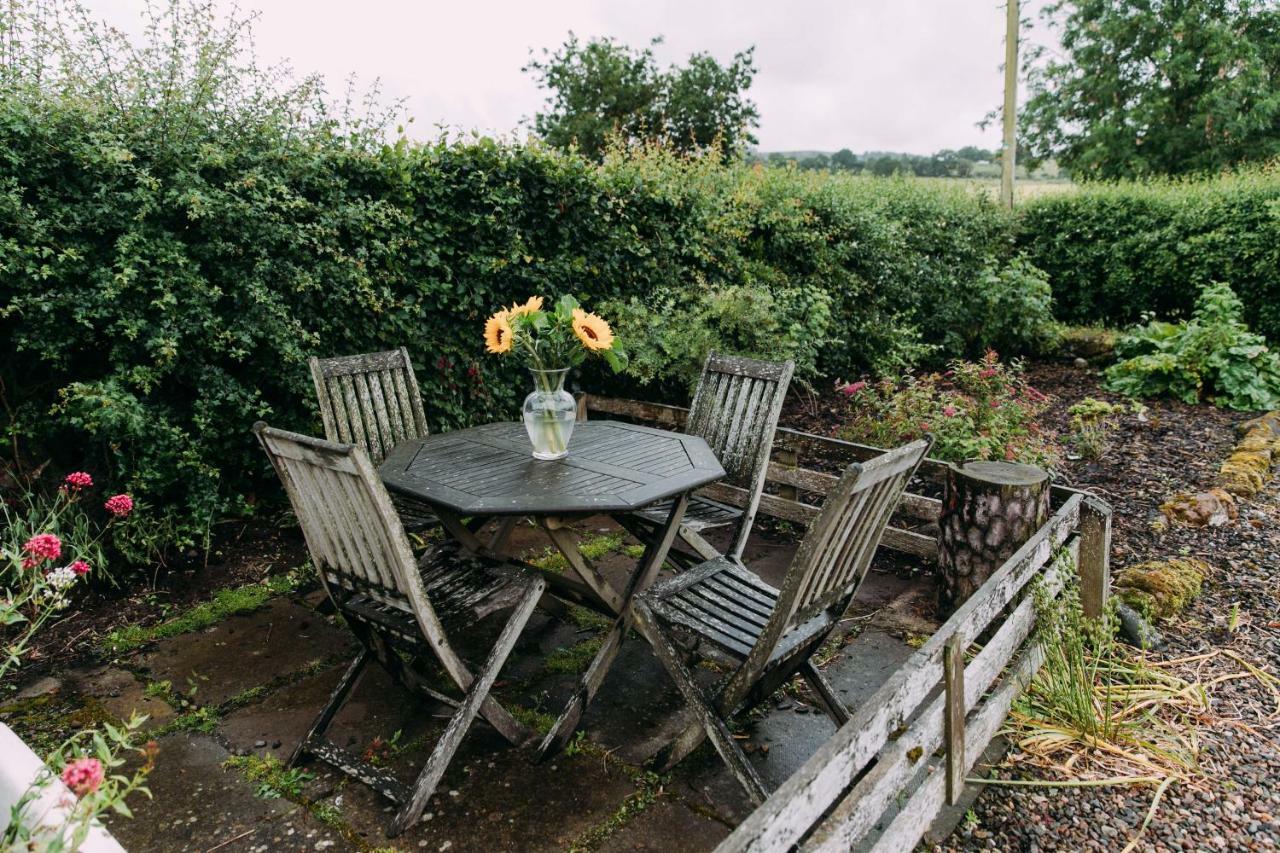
[1218,415,1280,497]
[101,570,306,653]
[1114,559,1208,620]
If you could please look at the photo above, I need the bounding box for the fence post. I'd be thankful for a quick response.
[776,444,800,503]
[944,634,966,805]
[1077,496,1112,620]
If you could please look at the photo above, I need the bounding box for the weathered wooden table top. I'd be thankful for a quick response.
[379,421,724,516]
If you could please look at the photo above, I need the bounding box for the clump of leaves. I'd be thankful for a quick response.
[1066,397,1125,459]
[1104,282,1280,410]
[223,754,313,800]
[605,282,835,391]
[837,351,1057,466]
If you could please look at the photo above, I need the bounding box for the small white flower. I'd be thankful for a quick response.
[45,566,78,590]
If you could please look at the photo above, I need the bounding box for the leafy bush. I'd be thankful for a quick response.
[0,1,1062,552]
[1104,282,1280,410]
[1018,167,1280,341]
[606,282,834,390]
[837,352,1057,466]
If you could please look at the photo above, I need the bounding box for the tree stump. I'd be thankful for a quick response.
[937,461,1050,616]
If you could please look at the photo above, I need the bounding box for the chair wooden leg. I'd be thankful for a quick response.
[678,527,723,563]
[289,648,370,769]
[387,577,545,836]
[652,716,708,773]
[537,496,690,760]
[634,602,768,805]
[800,660,851,727]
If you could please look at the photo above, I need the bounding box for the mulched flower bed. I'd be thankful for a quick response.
[792,362,1280,852]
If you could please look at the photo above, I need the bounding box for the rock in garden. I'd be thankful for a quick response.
[1056,326,1117,363]
[1113,558,1208,619]
[1159,488,1237,527]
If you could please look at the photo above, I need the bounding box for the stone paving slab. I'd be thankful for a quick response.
[307,744,642,851]
[65,665,178,728]
[597,799,731,852]
[103,733,346,853]
[130,598,356,706]
[79,515,936,852]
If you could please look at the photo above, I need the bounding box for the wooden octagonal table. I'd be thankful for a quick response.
[379,420,726,758]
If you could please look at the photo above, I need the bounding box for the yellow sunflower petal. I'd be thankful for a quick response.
[507,296,545,318]
[484,311,514,354]
[571,308,614,351]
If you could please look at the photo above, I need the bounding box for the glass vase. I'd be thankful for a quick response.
[522,368,576,460]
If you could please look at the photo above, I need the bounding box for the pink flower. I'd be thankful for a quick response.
[104,494,134,517]
[61,758,104,797]
[69,560,91,576]
[840,380,867,397]
[942,405,958,418]
[22,533,62,563]
[63,472,93,491]
[979,368,997,379]
[919,421,932,432]
[990,400,1001,409]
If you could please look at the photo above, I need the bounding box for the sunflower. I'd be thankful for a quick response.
[507,295,544,319]
[484,310,514,354]
[571,308,614,351]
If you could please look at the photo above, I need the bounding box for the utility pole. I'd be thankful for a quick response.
[1001,0,1019,210]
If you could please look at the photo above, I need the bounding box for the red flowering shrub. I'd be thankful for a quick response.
[22,533,62,563]
[837,352,1058,466]
[63,472,93,491]
[104,494,134,518]
[60,758,105,796]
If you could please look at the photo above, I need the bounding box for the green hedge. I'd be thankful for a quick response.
[0,97,1049,549]
[1017,168,1280,341]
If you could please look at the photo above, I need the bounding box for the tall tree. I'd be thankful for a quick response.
[524,34,758,160]
[1019,0,1280,179]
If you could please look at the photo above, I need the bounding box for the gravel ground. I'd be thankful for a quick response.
[938,364,1280,852]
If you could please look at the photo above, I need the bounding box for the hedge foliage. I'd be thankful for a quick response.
[0,94,1052,549]
[1017,167,1280,341]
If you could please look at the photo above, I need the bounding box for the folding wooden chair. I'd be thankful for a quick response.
[623,353,794,565]
[633,436,933,804]
[253,423,546,836]
[309,348,437,531]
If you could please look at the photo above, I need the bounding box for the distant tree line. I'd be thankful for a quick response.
[762,146,1003,178]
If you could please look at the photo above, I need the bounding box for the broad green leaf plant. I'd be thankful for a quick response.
[1105,282,1280,410]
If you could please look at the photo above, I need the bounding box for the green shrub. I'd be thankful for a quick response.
[606,282,834,390]
[1018,167,1280,341]
[836,352,1058,466]
[1104,282,1280,410]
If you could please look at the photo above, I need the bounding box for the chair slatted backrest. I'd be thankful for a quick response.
[686,353,794,557]
[720,437,933,708]
[254,423,425,612]
[687,354,794,488]
[310,348,428,466]
[780,437,934,625]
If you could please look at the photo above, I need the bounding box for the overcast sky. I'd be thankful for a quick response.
[82,0,1052,154]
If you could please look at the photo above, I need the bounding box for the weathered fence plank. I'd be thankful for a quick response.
[802,536,1077,852]
[944,634,966,807]
[713,494,1081,853]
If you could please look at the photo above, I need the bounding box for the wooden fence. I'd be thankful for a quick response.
[578,394,1112,851]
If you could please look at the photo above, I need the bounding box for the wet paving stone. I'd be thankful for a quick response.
[64,665,178,728]
[103,733,344,853]
[129,598,357,706]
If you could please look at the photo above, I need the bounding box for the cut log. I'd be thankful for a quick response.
[937,461,1050,616]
